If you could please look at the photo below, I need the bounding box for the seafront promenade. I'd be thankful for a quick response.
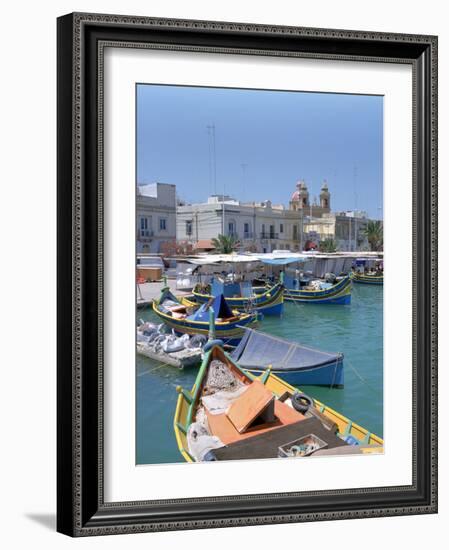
[137,279,189,308]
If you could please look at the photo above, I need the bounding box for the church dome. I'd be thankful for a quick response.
[291,180,307,200]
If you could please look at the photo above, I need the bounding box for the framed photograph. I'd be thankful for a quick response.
[57,12,438,536]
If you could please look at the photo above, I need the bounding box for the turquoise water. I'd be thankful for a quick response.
[136,283,383,464]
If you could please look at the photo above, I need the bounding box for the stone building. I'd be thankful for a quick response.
[176,194,304,253]
[176,179,377,253]
[303,210,371,251]
[136,183,176,253]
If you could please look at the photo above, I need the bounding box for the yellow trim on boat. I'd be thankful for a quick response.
[174,360,383,463]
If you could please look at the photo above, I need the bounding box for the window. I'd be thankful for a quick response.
[228,221,235,236]
[139,217,151,237]
[293,225,298,240]
[186,220,192,236]
[159,218,167,231]
[244,222,250,238]
[280,223,284,233]
[261,223,265,237]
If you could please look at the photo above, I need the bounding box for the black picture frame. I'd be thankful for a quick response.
[57,12,438,537]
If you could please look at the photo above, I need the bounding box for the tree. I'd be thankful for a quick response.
[211,234,241,254]
[319,238,338,253]
[363,220,383,251]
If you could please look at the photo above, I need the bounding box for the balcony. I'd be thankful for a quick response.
[243,231,254,240]
[260,232,279,240]
[138,229,154,241]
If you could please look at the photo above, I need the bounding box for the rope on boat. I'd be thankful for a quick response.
[137,362,169,377]
[345,359,379,394]
[283,287,302,308]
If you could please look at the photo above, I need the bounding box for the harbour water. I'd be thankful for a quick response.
[136,283,383,465]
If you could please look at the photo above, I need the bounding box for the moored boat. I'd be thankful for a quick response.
[231,328,344,387]
[352,272,384,285]
[174,345,383,463]
[283,274,352,304]
[152,287,258,346]
[192,280,284,316]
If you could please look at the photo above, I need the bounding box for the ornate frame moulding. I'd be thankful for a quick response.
[57,12,438,536]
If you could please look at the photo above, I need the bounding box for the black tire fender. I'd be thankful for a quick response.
[291,392,314,414]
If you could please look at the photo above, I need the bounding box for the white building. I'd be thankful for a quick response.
[176,194,304,253]
[303,210,371,251]
[136,183,176,253]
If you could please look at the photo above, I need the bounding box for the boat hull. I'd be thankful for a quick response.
[284,276,352,304]
[193,282,284,316]
[174,345,382,463]
[152,303,257,346]
[353,274,383,285]
[246,359,344,387]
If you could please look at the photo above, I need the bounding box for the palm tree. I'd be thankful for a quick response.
[319,238,338,253]
[211,234,241,254]
[363,220,383,251]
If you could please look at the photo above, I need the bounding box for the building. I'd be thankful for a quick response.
[290,180,331,218]
[176,179,378,253]
[303,210,371,251]
[176,194,304,253]
[136,183,176,253]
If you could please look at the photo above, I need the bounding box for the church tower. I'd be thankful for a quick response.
[319,180,331,212]
[290,180,310,211]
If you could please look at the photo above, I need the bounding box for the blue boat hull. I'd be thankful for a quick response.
[284,275,352,304]
[247,359,344,387]
[193,283,284,316]
[353,277,383,285]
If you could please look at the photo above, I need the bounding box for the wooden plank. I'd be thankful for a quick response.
[226,380,275,433]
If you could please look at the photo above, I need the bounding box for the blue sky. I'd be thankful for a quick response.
[137,84,383,218]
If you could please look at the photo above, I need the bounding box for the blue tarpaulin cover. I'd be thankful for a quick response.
[231,328,342,371]
[188,294,233,322]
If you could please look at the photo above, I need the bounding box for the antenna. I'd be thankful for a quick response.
[206,124,217,196]
[240,163,248,202]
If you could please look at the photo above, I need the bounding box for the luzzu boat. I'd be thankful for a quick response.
[352,271,384,285]
[230,328,344,387]
[283,274,352,304]
[192,280,284,316]
[152,288,258,346]
[174,345,383,463]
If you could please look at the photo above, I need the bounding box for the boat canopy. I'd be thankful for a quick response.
[188,293,233,322]
[211,280,253,297]
[231,328,342,371]
[186,254,260,265]
[259,257,300,266]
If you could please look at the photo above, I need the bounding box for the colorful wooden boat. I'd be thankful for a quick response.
[283,275,352,304]
[352,272,384,285]
[192,281,284,316]
[174,345,383,462]
[152,288,258,346]
[231,328,344,387]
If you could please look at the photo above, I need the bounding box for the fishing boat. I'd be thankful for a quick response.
[192,280,284,316]
[283,274,352,304]
[137,322,205,368]
[152,287,258,346]
[174,345,383,462]
[230,328,344,387]
[352,271,384,285]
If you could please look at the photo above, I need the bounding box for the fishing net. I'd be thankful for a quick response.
[203,359,244,395]
[201,359,248,415]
